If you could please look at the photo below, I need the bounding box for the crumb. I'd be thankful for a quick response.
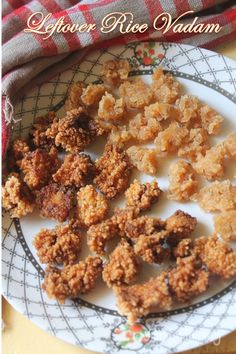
[20,147,59,190]
[155,122,189,154]
[46,108,97,153]
[98,92,126,121]
[195,235,236,278]
[151,67,181,104]
[125,179,161,213]
[124,215,166,240]
[94,144,132,199]
[81,84,106,106]
[168,160,198,201]
[193,180,236,212]
[65,82,84,111]
[42,256,103,303]
[176,95,200,124]
[102,59,130,86]
[36,183,74,222]
[224,132,236,160]
[168,255,209,301]
[2,173,35,218]
[129,113,162,143]
[178,128,210,162]
[126,146,158,175]
[173,238,194,258]
[87,218,119,255]
[214,211,236,241]
[108,125,133,148]
[193,144,226,181]
[77,185,109,227]
[133,231,170,263]
[114,272,172,323]
[30,111,58,149]
[166,210,197,245]
[8,138,31,169]
[53,153,96,188]
[144,102,180,121]
[199,104,223,135]
[119,79,153,108]
[103,240,139,287]
[34,223,81,265]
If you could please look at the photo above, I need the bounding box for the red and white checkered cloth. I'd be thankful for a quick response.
[2,0,236,156]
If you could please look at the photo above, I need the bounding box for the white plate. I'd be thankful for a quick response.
[2,42,236,354]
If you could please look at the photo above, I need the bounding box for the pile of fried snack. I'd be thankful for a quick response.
[2,59,236,323]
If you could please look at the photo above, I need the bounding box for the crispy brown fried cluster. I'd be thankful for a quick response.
[81,84,106,106]
[103,240,139,287]
[20,147,59,190]
[108,125,134,148]
[151,67,181,104]
[36,183,74,222]
[94,144,132,199]
[124,215,166,240]
[30,111,58,149]
[125,179,161,213]
[214,210,236,241]
[119,79,153,109]
[98,92,126,121]
[2,173,34,218]
[102,59,130,86]
[34,222,81,266]
[53,153,96,188]
[8,138,31,170]
[128,113,162,143]
[87,219,119,255]
[42,256,103,303]
[178,128,210,162]
[166,210,197,245]
[172,238,194,258]
[65,82,84,111]
[126,146,158,175]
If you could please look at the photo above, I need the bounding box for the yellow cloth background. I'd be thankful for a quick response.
[2,40,236,354]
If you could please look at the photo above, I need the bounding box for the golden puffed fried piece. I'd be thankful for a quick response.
[77,185,109,227]
[178,128,210,162]
[102,59,130,86]
[134,231,170,264]
[168,160,198,202]
[176,95,200,124]
[224,132,236,160]
[42,256,103,303]
[34,223,81,266]
[98,92,126,121]
[19,147,59,191]
[30,111,58,149]
[87,218,119,255]
[155,122,189,154]
[46,108,98,154]
[144,102,180,122]
[124,215,166,240]
[199,104,223,135]
[195,235,236,278]
[125,179,161,213]
[81,83,106,106]
[94,144,132,199]
[2,173,35,218]
[193,180,236,212]
[108,125,134,148]
[166,210,197,245]
[8,138,31,170]
[53,153,96,188]
[102,240,139,288]
[36,183,74,222]
[151,67,181,104]
[119,79,153,109]
[111,207,139,237]
[129,113,162,143]
[168,255,209,301]
[65,81,85,111]
[214,211,236,241]
[193,144,226,181]
[173,238,194,258]
[126,146,158,175]
[114,272,172,323]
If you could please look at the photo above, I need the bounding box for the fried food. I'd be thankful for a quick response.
[111,207,138,237]
[178,128,210,162]
[173,238,194,258]
[19,147,59,190]
[119,79,153,108]
[128,113,162,142]
[53,153,96,188]
[168,160,198,201]
[81,84,106,106]
[30,111,58,149]
[151,67,181,104]
[124,215,165,240]
[36,183,74,222]
[214,211,236,241]
[108,125,133,148]
[102,59,130,86]
[103,240,139,287]
[65,81,84,111]
[114,273,172,323]
[166,210,197,245]
[42,256,103,303]
[155,122,189,154]
[94,144,132,199]
[224,132,236,160]
[98,92,126,121]
[176,95,200,124]
[126,146,158,175]
[125,179,161,213]
[199,104,223,135]
[134,231,170,263]
[2,173,34,218]
[8,138,31,170]
[77,185,109,227]
[34,223,81,266]
[193,180,236,212]
[144,102,180,121]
